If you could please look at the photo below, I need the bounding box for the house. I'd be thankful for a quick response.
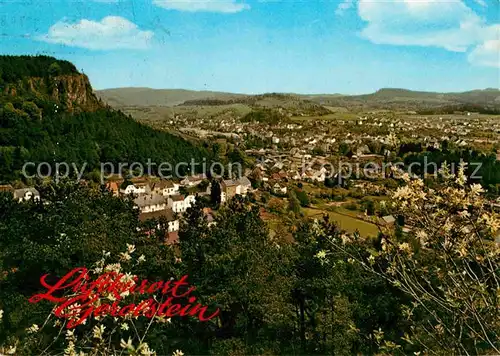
[120,182,151,196]
[273,183,287,195]
[219,176,251,203]
[168,194,186,213]
[203,207,216,227]
[139,208,179,233]
[13,188,40,203]
[382,215,396,225]
[152,180,179,196]
[165,231,179,245]
[184,194,196,208]
[237,176,252,195]
[221,179,240,203]
[164,181,180,196]
[0,185,14,194]
[311,167,327,182]
[105,182,120,197]
[134,194,167,213]
[271,172,281,181]
[167,194,195,213]
[180,173,207,187]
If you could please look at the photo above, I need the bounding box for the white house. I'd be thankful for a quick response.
[168,194,196,213]
[164,181,180,196]
[134,194,166,213]
[180,173,207,187]
[220,177,252,203]
[184,194,196,207]
[168,194,186,213]
[273,183,287,195]
[120,183,151,196]
[238,176,252,195]
[13,188,40,203]
[153,180,179,196]
[138,208,179,233]
[311,167,327,182]
[162,208,180,232]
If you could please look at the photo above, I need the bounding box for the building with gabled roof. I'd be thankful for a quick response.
[134,194,166,213]
[139,208,179,233]
[14,188,40,203]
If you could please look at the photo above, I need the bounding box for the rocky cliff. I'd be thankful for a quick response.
[3,73,102,112]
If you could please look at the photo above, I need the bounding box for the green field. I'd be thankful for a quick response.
[303,207,380,237]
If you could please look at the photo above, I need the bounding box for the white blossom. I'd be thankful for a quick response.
[27,323,39,333]
[104,263,121,273]
[126,243,136,254]
[120,337,134,351]
[315,250,327,259]
[5,345,16,355]
[470,184,484,196]
[120,252,132,262]
[92,325,105,339]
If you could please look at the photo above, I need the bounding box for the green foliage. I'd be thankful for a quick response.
[403,147,500,189]
[288,191,301,214]
[0,55,78,85]
[178,197,298,354]
[294,189,309,207]
[0,183,134,343]
[240,109,284,125]
[210,180,221,206]
[47,63,62,77]
[362,199,376,215]
[292,217,409,354]
[0,106,213,182]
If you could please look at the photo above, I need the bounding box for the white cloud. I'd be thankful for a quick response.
[468,39,500,67]
[472,0,487,7]
[356,0,499,52]
[38,16,154,50]
[153,0,250,13]
[342,0,499,68]
[335,0,354,16]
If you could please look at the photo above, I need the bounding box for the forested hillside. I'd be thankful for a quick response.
[0,56,213,183]
[0,56,79,81]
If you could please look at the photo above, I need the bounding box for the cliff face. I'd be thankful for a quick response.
[3,74,102,112]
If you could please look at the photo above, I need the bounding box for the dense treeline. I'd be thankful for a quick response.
[240,108,286,125]
[0,55,78,85]
[416,103,500,115]
[0,104,213,182]
[400,146,500,191]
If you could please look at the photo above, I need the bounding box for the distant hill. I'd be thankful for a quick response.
[95,88,245,107]
[308,88,500,113]
[96,87,500,114]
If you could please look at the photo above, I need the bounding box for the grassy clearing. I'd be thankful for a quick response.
[303,207,380,237]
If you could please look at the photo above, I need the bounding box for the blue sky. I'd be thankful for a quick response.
[1,0,499,94]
